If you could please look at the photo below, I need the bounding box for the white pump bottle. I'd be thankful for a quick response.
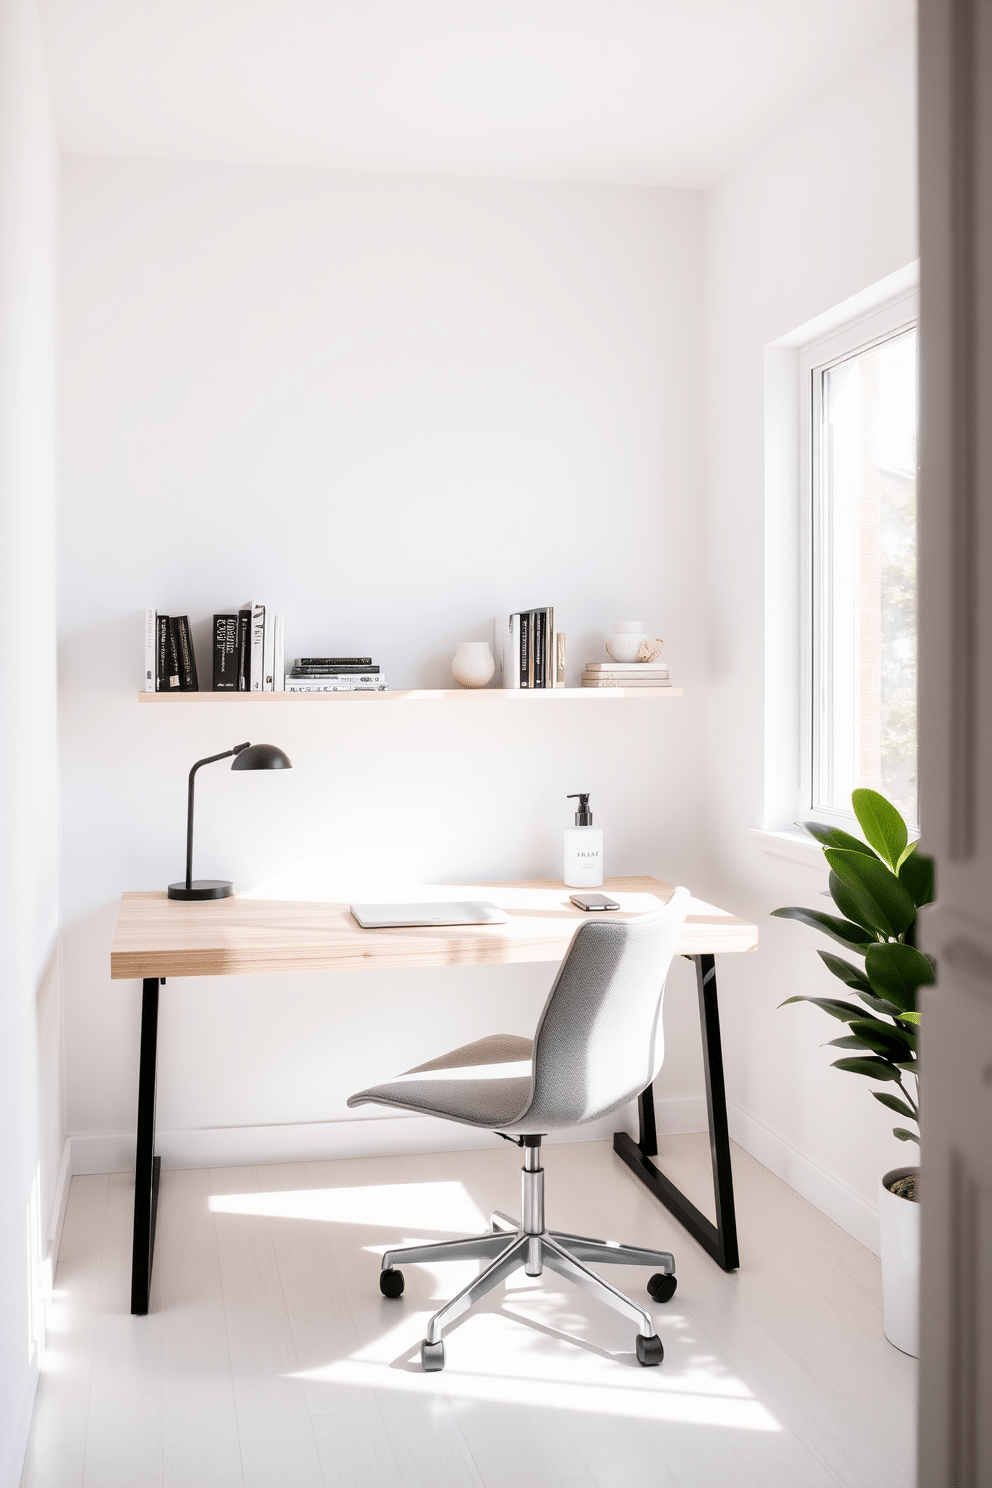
[563,792,603,888]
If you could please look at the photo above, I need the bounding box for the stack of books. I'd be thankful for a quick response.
[285,658,387,692]
[212,603,285,691]
[144,609,199,691]
[495,608,566,689]
[581,661,672,689]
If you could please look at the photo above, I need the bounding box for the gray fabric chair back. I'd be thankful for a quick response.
[511,887,690,1134]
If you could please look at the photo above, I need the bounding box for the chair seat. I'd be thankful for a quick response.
[347,1032,534,1129]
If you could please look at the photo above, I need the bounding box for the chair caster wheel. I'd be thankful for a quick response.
[636,1332,664,1367]
[421,1338,446,1372]
[647,1272,677,1303]
[379,1267,404,1298]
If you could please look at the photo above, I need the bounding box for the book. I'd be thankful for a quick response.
[213,614,239,690]
[518,612,530,688]
[263,607,275,691]
[581,677,673,688]
[143,608,157,692]
[585,661,669,672]
[583,667,670,679]
[287,671,384,685]
[170,615,198,690]
[534,610,545,688]
[555,632,566,687]
[237,606,251,691]
[284,680,388,692]
[290,664,381,675]
[157,614,174,690]
[297,657,373,667]
[250,602,265,691]
[273,614,285,692]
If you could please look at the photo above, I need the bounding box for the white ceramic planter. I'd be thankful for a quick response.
[879,1166,920,1357]
[451,640,495,688]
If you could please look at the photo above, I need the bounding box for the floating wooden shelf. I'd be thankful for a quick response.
[138,687,682,703]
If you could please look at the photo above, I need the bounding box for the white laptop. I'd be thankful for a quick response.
[350,901,509,929]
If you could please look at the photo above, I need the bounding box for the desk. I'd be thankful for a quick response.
[111,875,757,1313]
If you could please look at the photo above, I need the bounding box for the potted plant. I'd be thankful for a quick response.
[772,788,934,1356]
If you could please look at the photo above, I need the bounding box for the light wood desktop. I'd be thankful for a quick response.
[111,875,757,1312]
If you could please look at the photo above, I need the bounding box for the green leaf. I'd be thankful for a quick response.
[801,821,879,858]
[848,1018,913,1057]
[828,1034,881,1051]
[851,789,908,872]
[894,1060,918,1072]
[824,849,917,937]
[828,871,883,938]
[865,942,936,1013]
[857,990,907,1018]
[872,1091,917,1121]
[899,1010,922,1026]
[894,1128,920,1144]
[831,1056,902,1081]
[779,996,865,1022]
[769,906,874,953]
[818,950,873,993]
[899,850,935,909]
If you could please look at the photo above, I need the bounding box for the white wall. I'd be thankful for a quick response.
[58,160,711,1171]
[0,1,61,1482]
[705,18,918,1249]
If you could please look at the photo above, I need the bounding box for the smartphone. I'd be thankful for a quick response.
[569,892,620,912]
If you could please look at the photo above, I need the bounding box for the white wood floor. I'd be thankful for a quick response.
[21,1135,915,1488]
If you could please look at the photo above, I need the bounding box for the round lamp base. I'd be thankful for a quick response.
[167,879,234,901]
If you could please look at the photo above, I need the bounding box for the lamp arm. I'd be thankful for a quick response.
[184,743,250,891]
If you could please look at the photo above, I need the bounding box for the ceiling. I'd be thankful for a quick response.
[37,0,914,189]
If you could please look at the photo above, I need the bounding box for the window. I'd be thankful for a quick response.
[804,298,919,829]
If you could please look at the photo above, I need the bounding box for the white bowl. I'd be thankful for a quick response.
[606,633,647,662]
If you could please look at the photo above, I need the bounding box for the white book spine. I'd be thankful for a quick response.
[143,607,156,692]
[284,681,387,692]
[250,602,265,691]
[506,614,521,689]
[494,615,513,689]
[274,614,285,691]
[263,607,275,691]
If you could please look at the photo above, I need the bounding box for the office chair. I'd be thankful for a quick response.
[347,886,690,1372]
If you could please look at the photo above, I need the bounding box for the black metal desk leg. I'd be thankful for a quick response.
[131,976,162,1315]
[613,953,740,1271]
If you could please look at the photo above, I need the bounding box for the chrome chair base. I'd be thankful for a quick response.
[380,1186,676,1371]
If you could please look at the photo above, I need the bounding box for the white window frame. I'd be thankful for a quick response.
[799,288,920,834]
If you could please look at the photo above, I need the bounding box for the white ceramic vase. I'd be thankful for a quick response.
[451,641,495,688]
[879,1166,920,1356]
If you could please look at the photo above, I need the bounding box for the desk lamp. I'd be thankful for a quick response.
[167,741,292,901]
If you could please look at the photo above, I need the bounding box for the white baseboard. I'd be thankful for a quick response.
[68,1094,705,1178]
[728,1102,880,1255]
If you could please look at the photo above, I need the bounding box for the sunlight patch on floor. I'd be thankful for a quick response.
[292,1312,783,1430]
[208,1181,487,1231]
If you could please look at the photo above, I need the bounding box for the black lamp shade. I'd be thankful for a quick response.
[231,742,292,771]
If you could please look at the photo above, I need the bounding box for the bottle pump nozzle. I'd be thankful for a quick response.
[567,793,592,825]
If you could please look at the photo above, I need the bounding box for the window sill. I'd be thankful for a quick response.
[748,828,827,869]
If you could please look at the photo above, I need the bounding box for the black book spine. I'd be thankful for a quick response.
[534,611,545,688]
[172,615,198,691]
[213,614,238,690]
[166,618,182,690]
[519,612,529,688]
[297,657,373,667]
[290,664,380,676]
[156,614,171,691]
[237,609,251,691]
